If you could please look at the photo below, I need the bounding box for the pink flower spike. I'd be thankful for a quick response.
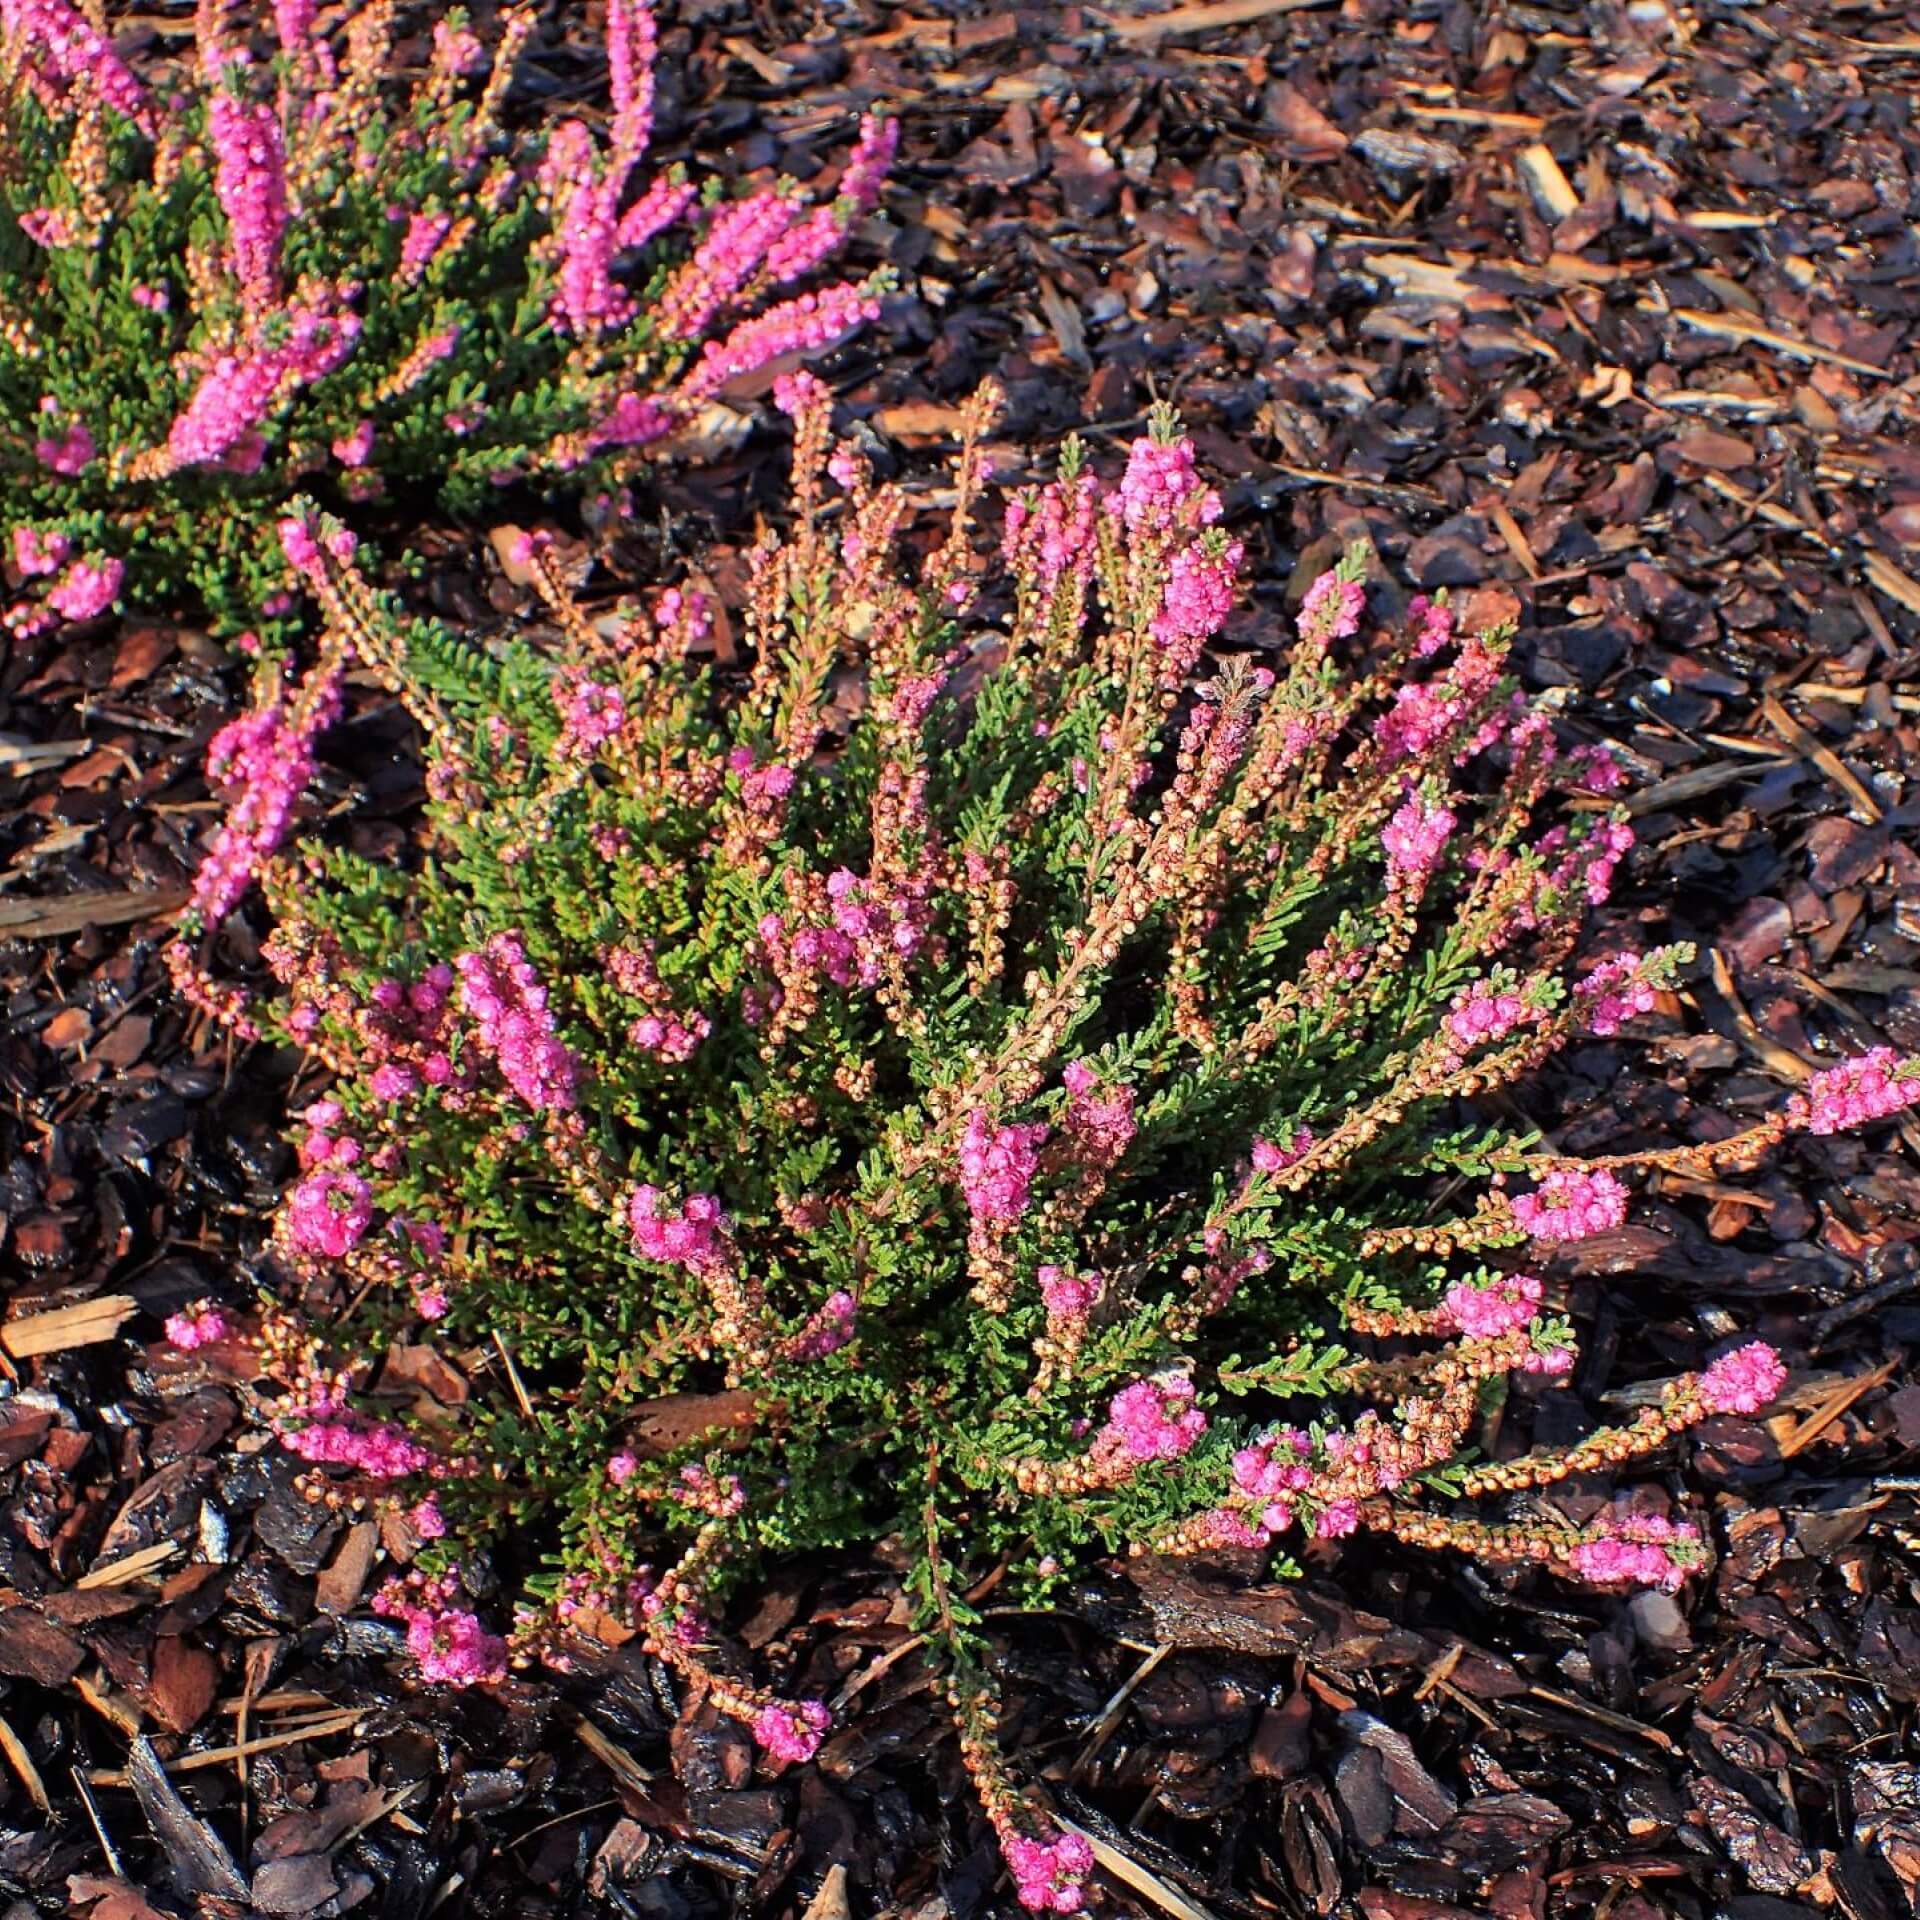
[164,1300,228,1350]
[751,1699,830,1765]
[1697,1341,1787,1417]
[1003,1829,1097,1914]
[1802,1048,1920,1135]
[454,934,579,1113]
[1101,1377,1206,1464]
[1511,1167,1629,1244]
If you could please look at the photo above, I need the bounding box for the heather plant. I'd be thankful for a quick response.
[172,385,1915,1909]
[0,0,889,638]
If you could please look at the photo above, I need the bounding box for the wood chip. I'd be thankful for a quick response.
[76,1540,181,1590]
[86,1708,363,1784]
[1778,1354,1903,1458]
[0,738,89,775]
[0,887,189,940]
[1671,307,1892,379]
[574,1714,655,1794]
[2,1294,137,1359]
[1098,0,1333,40]
[1625,756,1795,815]
[1402,104,1547,132]
[1516,143,1579,221]
[0,1707,48,1813]
[1759,693,1883,824]
[1055,1815,1224,1920]
[1861,550,1920,618]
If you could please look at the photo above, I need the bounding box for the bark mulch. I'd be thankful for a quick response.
[4,1,1920,1915]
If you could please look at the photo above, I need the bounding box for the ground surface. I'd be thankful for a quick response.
[5,0,1920,1915]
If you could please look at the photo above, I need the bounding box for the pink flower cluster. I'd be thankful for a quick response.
[164,1300,228,1350]
[1802,1047,1920,1135]
[34,411,94,474]
[1446,980,1532,1052]
[676,1463,745,1517]
[45,557,123,623]
[1373,637,1506,766]
[1578,952,1658,1037]
[1297,569,1366,646]
[207,83,288,305]
[785,1290,857,1362]
[1113,431,1221,534]
[284,1412,432,1478]
[1522,818,1637,926]
[288,1166,374,1258]
[1002,471,1100,593]
[1697,1340,1787,1416]
[1382,794,1457,889]
[12,526,70,577]
[337,965,459,1108]
[959,1111,1048,1225]
[628,1186,731,1275]
[553,672,626,758]
[606,942,711,1063]
[375,1578,507,1687]
[1568,1512,1704,1592]
[751,1699,831,1765]
[332,419,375,467]
[681,281,885,402]
[455,933,579,1113]
[1038,1266,1101,1325]
[1251,1128,1314,1175]
[1099,1377,1207,1464]
[654,190,797,340]
[1152,536,1244,680]
[1406,593,1456,657]
[2,0,153,131]
[1229,1426,1314,1537]
[1511,1166,1629,1243]
[1442,1272,1543,1339]
[1004,1828,1096,1914]
[1059,1062,1136,1170]
[167,292,361,470]
[759,865,935,998]
[191,687,337,925]
[761,112,898,283]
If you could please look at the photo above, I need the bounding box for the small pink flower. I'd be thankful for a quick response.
[1382,794,1457,888]
[46,556,122,622]
[1511,1167,1629,1243]
[751,1699,830,1765]
[1298,569,1365,644]
[33,419,94,474]
[164,1300,228,1350]
[287,1167,373,1257]
[407,1605,507,1686]
[1314,1497,1361,1540]
[1004,1828,1097,1914]
[1250,1127,1314,1175]
[1101,1377,1206,1464]
[958,1111,1048,1225]
[1697,1341,1787,1416]
[1442,1273,1543,1339]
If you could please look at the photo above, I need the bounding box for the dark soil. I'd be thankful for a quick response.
[5,2,1920,1916]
